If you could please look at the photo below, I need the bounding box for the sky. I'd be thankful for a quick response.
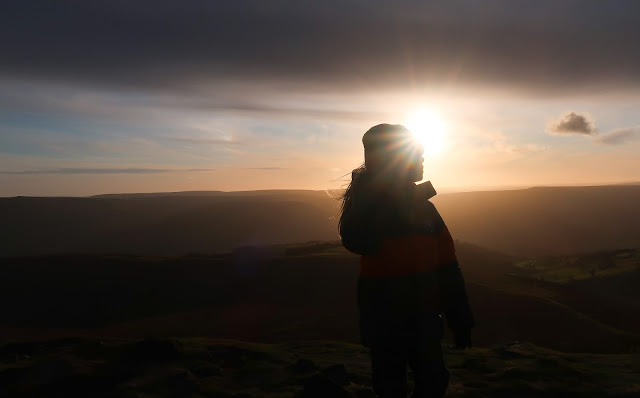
[1,0,639,196]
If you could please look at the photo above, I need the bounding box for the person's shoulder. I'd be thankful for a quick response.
[424,199,440,214]
[424,200,446,228]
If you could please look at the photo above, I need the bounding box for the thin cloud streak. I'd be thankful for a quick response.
[0,79,385,127]
[0,168,215,175]
[595,126,640,145]
[168,137,245,146]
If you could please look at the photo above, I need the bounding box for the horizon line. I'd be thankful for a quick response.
[2,180,639,199]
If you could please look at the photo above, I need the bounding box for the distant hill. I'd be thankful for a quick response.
[432,185,640,256]
[91,189,323,199]
[91,190,227,198]
[0,191,340,257]
[1,185,640,257]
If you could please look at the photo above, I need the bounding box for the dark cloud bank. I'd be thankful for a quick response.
[2,0,640,96]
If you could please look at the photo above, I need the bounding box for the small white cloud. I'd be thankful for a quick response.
[547,112,597,135]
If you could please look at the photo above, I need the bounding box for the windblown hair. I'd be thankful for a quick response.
[338,164,367,235]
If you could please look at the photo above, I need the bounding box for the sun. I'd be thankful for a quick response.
[404,108,446,156]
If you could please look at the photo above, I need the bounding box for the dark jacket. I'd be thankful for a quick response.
[340,178,474,347]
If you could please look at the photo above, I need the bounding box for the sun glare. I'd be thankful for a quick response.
[405,108,446,156]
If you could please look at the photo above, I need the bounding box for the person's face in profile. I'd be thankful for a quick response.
[381,142,424,183]
[405,142,424,182]
[368,135,424,184]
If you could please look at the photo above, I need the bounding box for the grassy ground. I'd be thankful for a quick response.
[513,249,640,284]
[3,242,640,354]
[1,337,639,397]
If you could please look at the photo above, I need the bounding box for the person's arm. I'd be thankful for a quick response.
[435,220,475,348]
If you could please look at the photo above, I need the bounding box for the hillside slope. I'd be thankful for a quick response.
[2,242,638,353]
[433,185,640,256]
[2,184,640,257]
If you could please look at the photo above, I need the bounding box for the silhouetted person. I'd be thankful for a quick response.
[339,124,474,398]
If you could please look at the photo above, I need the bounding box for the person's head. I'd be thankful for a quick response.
[362,123,424,183]
[338,123,423,235]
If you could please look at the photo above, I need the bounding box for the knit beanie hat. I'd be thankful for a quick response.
[362,124,421,171]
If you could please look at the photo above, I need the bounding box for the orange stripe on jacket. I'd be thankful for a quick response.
[437,226,457,266]
[360,226,457,277]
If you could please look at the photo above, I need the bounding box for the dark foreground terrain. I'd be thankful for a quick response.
[1,337,639,398]
[2,242,640,353]
[2,241,640,396]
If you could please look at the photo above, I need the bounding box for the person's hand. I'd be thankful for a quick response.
[453,328,472,349]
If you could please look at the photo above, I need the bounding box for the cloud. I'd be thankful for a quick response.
[547,112,597,135]
[0,168,214,175]
[595,126,640,145]
[476,141,545,163]
[0,78,383,127]
[168,137,245,146]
